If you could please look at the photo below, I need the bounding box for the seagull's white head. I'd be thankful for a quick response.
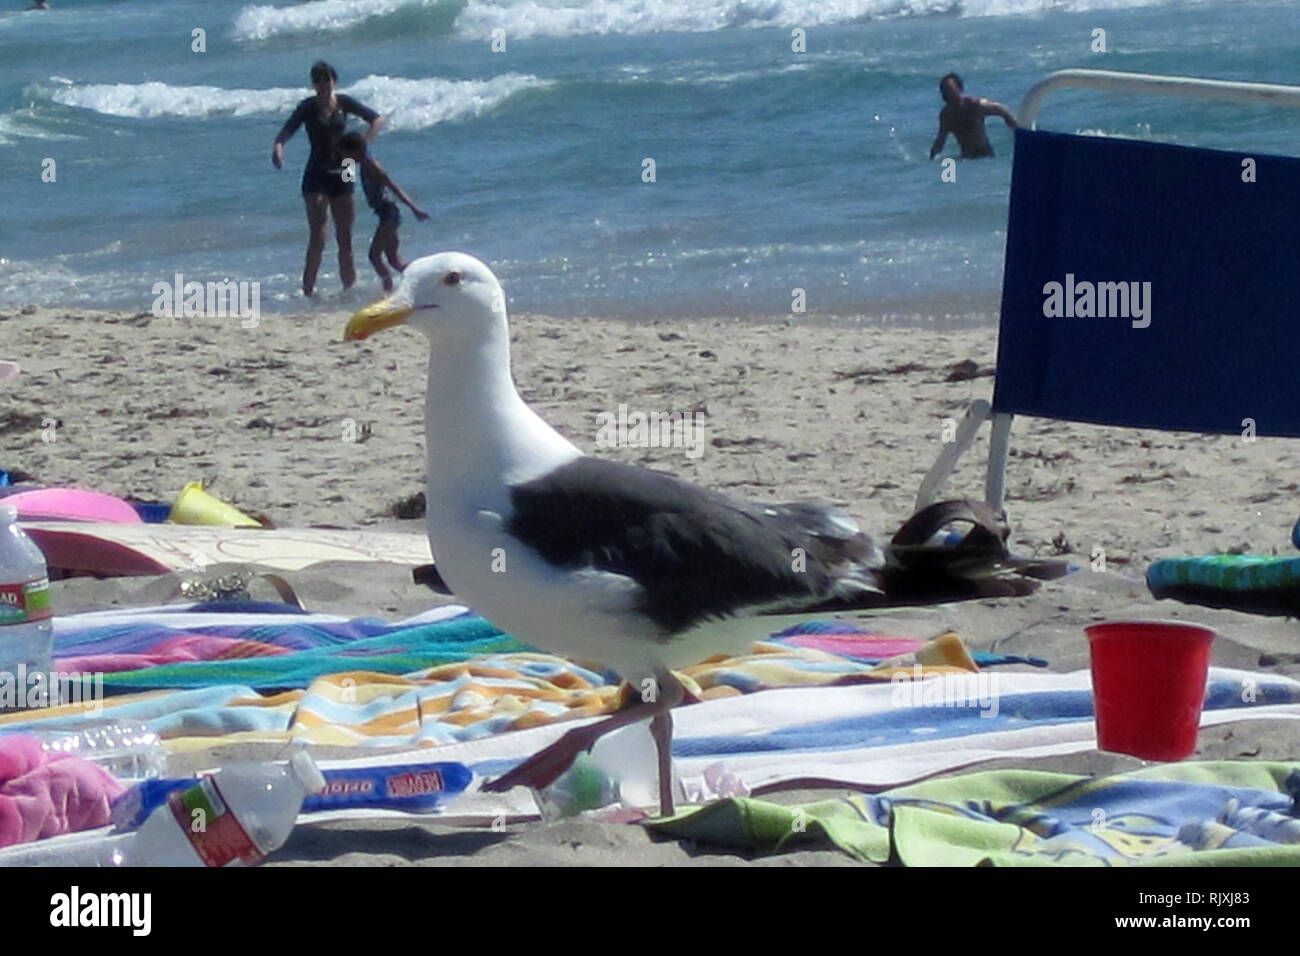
[344,251,505,345]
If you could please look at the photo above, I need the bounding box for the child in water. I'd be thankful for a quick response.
[337,132,430,291]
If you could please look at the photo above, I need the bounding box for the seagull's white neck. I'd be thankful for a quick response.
[421,314,580,512]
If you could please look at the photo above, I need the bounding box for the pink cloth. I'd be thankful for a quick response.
[56,633,289,674]
[0,734,128,848]
[778,634,925,659]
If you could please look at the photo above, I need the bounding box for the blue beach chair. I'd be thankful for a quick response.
[916,69,1300,516]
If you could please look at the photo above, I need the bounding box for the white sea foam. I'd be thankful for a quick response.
[48,81,303,119]
[54,240,125,262]
[453,0,944,39]
[658,61,812,87]
[231,0,1197,43]
[1074,124,1159,139]
[453,0,1198,40]
[345,73,545,131]
[233,0,443,42]
[0,109,84,144]
[959,0,1195,15]
[42,74,545,130]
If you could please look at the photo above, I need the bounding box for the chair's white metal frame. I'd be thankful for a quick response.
[916,69,1300,516]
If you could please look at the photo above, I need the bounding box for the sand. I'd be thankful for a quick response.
[3,302,1300,866]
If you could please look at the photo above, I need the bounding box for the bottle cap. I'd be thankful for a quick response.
[289,750,326,796]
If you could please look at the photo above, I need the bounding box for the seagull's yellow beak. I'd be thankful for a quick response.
[344,297,415,341]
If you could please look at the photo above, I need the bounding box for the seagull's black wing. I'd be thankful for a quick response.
[506,457,885,634]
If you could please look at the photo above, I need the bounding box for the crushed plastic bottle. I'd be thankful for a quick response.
[25,720,167,781]
[0,754,327,868]
[535,721,683,821]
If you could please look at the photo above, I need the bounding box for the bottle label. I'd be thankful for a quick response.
[167,776,264,867]
[0,578,51,625]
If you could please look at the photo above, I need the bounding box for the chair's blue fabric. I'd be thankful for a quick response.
[992,128,1300,437]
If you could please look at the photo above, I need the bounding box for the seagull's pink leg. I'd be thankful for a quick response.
[483,672,686,808]
[482,701,661,794]
[650,709,675,816]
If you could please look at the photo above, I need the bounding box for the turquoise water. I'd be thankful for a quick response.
[1,0,1298,319]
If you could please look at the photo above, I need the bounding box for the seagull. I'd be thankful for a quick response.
[345,252,1055,815]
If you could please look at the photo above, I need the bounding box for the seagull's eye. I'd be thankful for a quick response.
[443,271,461,286]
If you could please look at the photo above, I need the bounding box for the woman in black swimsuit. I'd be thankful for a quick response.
[271,61,383,297]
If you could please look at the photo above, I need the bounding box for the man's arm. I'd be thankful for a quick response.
[980,99,1018,129]
[929,110,949,160]
[376,163,429,219]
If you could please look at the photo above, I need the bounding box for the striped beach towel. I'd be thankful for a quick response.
[650,761,1300,865]
[1,621,986,750]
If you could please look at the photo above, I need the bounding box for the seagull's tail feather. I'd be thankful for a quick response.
[762,500,1064,614]
[747,496,1068,616]
[752,500,889,606]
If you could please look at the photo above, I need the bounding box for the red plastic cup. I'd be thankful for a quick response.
[1084,620,1216,761]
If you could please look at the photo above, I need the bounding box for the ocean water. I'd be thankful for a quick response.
[1,0,1298,320]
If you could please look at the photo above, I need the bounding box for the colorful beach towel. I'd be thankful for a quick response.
[4,665,1300,838]
[424,666,1300,811]
[649,761,1300,866]
[47,605,1044,694]
[52,606,527,690]
[1148,554,1300,616]
[0,627,987,750]
[8,603,1295,773]
[769,620,1048,668]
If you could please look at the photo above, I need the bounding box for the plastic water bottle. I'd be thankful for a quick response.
[535,721,683,820]
[116,752,326,867]
[27,721,168,780]
[0,754,327,868]
[0,504,53,710]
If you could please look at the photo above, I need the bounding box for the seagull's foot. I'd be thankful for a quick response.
[481,724,601,794]
[482,674,686,812]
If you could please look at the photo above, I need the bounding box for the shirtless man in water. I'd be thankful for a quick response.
[929,73,1018,160]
